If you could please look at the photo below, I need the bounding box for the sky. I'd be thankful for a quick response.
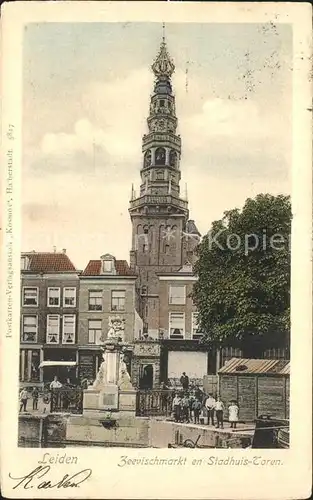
[22,22,292,270]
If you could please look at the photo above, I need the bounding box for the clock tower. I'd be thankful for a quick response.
[129,36,200,337]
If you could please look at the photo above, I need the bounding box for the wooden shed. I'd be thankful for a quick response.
[218,358,290,422]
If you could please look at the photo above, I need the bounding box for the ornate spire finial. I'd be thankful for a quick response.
[151,26,175,79]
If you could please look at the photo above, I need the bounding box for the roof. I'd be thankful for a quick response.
[219,358,290,375]
[186,219,201,237]
[22,252,77,273]
[81,259,134,277]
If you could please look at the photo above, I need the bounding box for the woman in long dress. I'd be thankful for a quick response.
[228,400,239,430]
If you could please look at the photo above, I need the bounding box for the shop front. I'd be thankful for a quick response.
[19,346,43,386]
[42,347,78,385]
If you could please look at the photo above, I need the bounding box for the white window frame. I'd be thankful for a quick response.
[21,314,38,343]
[88,290,103,311]
[169,285,186,305]
[103,260,113,273]
[47,287,61,307]
[46,314,60,344]
[21,256,30,271]
[169,311,185,339]
[88,319,102,344]
[192,312,203,339]
[62,314,76,344]
[111,290,126,312]
[22,286,39,307]
[63,287,77,307]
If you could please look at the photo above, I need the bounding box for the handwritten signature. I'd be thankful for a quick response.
[9,465,92,489]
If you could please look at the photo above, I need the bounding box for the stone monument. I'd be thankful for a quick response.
[83,316,136,416]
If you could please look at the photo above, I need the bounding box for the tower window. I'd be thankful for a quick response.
[155,147,166,166]
[144,150,151,168]
[160,100,165,106]
[156,170,164,180]
[169,150,178,167]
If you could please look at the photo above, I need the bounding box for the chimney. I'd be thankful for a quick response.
[53,246,57,253]
[62,248,66,254]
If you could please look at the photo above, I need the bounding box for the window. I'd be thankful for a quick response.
[155,147,166,166]
[46,314,60,344]
[20,349,40,382]
[169,312,185,339]
[156,170,164,180]
[111,290,126,311]
[192,312,203,339]
[21,256,30,270]
[170,150,178,167]
[63,287,76,307]
[169,285,186,305]
[47,287,60,307]
[21,315,38,342]
[103,260,112,272]
[23,287,38,306]
[62,315,76,344]
[88,319,102,344]
[88,290,102,311]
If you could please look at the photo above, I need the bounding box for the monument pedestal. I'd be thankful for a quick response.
[82,337,136,416]
[66,332,145,446]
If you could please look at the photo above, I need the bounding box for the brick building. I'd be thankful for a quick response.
[77,254,142,384]
[20,250,80,387]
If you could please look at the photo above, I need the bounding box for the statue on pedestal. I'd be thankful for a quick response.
[118,353,133,390]
[92,349,107,390]
[107,316,126,341]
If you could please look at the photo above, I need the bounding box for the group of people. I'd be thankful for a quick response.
[19,386,39,412]
[171,372,240,430]
[19,375,68,412]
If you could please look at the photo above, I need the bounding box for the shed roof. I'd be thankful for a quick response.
[219,358,290,375]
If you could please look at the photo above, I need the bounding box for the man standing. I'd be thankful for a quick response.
[205,393,216,426]
[50,375,62,390]
[181,393,190,423]
[19,388,28,412]
[180,372,189,391]
[32,386,39,411]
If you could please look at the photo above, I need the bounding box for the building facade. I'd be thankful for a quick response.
[77,254,142,384]
[20,251,80,387]
[129,38,200,338]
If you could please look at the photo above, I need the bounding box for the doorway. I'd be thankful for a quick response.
[139,364,154,390]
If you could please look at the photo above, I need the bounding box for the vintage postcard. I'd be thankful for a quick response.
[0,1,312,498]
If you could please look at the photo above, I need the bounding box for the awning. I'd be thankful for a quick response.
[39,361,77,368]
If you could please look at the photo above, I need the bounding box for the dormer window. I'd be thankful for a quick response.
[103,260,112,272]
[21,256,30,271]
[100,254,116,275]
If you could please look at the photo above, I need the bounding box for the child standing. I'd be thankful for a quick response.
[215,395,225,429]
[192,398,202,424]
[228,400,239,430]
[172,393,182,422]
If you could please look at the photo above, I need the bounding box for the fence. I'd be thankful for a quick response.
[50,388,83,414]
[136,390,174,417]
